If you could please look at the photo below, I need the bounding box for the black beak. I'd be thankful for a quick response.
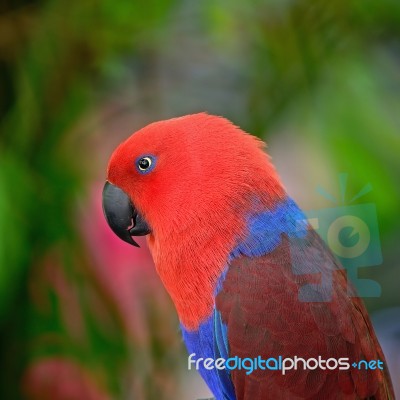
[102,181,151,247]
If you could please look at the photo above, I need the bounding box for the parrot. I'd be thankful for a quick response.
[102,113,394,399]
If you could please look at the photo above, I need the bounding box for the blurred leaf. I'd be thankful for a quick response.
[0,154,32,317]
[310,57,400,232]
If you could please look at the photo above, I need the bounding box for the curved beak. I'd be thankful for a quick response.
[102,181,151,247]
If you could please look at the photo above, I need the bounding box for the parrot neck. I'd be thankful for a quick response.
[148,196,305,331]
[147,223,238,331]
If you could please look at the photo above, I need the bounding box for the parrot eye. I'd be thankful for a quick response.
[136,155,156,174]
[138,157,151,170]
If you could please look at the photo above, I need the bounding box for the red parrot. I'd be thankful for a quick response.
[102,113,394,399]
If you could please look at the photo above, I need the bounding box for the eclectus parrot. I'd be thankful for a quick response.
[102,113,394,399]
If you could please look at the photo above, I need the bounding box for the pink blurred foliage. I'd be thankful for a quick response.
[81,183,172,344]
[26,181,181,399]
[23,358,111,400]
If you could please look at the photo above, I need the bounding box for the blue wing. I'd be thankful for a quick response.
[181,308,235,400]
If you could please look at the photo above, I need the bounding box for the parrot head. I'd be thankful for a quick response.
[102,113,285,328]
[103,112,284,248]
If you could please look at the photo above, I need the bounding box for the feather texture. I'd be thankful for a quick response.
[214,202,393,399]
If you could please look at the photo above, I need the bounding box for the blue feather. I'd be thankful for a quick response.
[231,197,308,258]
[181,315,235,400]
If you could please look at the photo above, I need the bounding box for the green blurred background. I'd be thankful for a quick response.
[0,0,399,399]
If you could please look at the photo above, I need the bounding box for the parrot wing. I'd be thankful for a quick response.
[215,229,394,400]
